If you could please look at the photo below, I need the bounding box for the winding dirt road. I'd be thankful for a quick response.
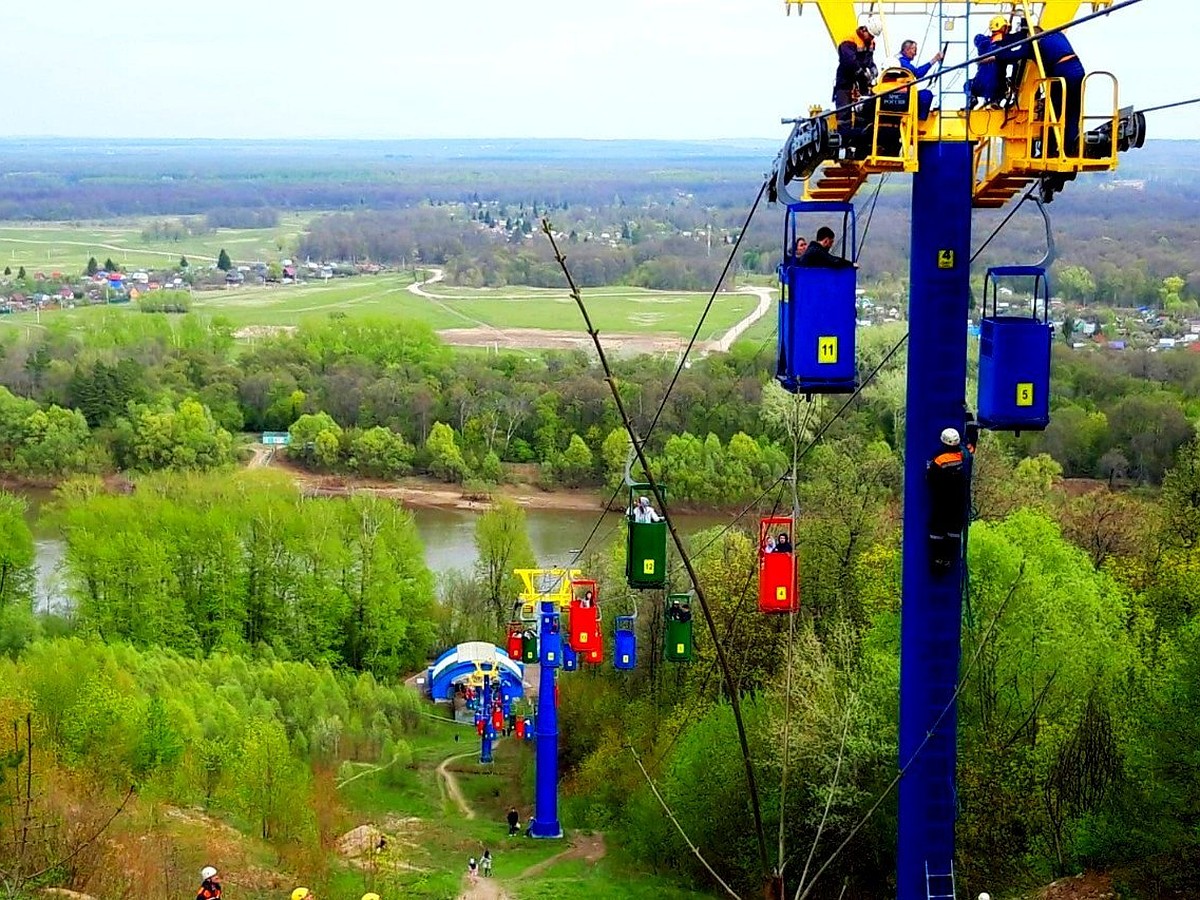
[437,750,478,820]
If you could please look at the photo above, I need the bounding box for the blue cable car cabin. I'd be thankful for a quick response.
[562,640,579,671]
[777,201,859,395]
[625,483,667,590]
[977,266,1052,432]
[613,615,637,670]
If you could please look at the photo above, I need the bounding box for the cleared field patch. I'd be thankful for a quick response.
[0,213,320,273]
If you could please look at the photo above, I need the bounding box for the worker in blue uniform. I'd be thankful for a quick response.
[1027,26,1086,156]
[898,39,943,79]
[898,39,942,118]
[969,16,1013,107]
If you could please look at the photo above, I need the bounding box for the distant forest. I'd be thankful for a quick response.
[0,138,1197,300]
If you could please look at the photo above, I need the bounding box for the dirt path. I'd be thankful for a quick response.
[457,874,511,900]
[518,832,607,878]
[437,751,478,820]
[714,285,774,351]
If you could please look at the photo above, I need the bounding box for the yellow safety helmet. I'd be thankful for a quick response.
[988,15,1009,33]
[362,894,382,900]
[291,890,311,900]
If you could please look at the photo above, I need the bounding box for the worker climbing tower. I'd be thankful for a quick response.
[772,3,1142,897]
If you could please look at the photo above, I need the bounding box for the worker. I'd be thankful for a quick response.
[833,21,881,155]
[926,427,970,572]
[969,16,1013,108]
[1027,26,1085,155]
[897,39,942,119]
[898,39,943,79]
[196,866,221,900]
[796,226,855,269]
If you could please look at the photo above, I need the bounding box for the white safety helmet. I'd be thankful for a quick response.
[978,894,992,900]
[639,496,649,505]
[940,427,961,447]
[866,15,884,36]
[200,866,218,880]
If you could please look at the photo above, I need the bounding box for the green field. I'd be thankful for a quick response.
[0,272,770,344]
[0,214,316,272]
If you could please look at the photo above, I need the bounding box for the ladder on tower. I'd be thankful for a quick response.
[925,860,957,900]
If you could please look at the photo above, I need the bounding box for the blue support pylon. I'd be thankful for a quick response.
[897,140,973,900]
[529,600,563,839]
[480,673,494,764]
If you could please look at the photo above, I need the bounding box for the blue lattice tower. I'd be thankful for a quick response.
[480,674,495,764]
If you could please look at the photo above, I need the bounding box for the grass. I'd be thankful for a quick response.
[0,271,767,342]
[331,703,716,898]
[0,213,318,272]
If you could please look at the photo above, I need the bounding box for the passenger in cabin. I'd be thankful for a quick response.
[797,226,856,269]
[580,590,594,608]
[765,536,777,554]
[926,427,970,572]
[775,532,793,554]
[794,236,808,259]
[630,495,663,523]
[668,599,693,623]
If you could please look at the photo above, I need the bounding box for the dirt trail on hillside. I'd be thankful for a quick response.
[437,751,478,820]
[518,831,607,878]
[457,875,512,900]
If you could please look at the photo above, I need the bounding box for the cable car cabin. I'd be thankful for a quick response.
[626,483,667,589]
[491,707,504,733]
[568,578,600,652]
[562,641,579,671]
[614,615,637,670]
[506,623,523,661]
[977,266,1052,432]
[759,516,798,614]
[524,717,535,741]
[521,629,539,665]
[514,717,525,740]
[777,201,858,395]
[584,633,604,665]
[540,606,562,668]
[664,594,694,663]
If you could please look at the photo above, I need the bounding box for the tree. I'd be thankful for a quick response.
[217,249,233,272]
[288,412,343,470]
[426,421,468,482]
[474,498,536,627]
[103,258,117,273]
[178,255,189,269]
[2,267,9,276]
[85,256,99,277]
[16,267,25,281]
[556,433,594,487]
[1160,435,1200,548]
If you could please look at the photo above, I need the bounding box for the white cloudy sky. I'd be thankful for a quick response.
[2,0,1193,141]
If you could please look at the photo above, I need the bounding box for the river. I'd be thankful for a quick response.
[18,490,729,612]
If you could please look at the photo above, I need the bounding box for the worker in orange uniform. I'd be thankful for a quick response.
[927,427,971,572]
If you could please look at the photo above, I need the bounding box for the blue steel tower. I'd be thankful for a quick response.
[774,2,1141,896]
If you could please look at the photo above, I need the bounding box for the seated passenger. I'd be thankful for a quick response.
[668,600,693,623]
[765,536,777,554]
[794,236,808,259]
[774,532,793,554]
[629,495,663,523]
[797,226,855,269]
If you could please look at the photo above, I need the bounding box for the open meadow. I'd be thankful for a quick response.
[0,267,770,350]
[0,214,317,272]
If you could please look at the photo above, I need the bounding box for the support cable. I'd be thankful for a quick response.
[1136,95,1200,115]
[854,174,887,263]
[566,179,769,567]
[792,566,1025,900]
[543,219,772,878]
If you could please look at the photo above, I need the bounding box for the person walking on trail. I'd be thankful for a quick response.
[196,866,221,900]
[467,856,479,885]
[507,805,520,836]
[480,849,493,877]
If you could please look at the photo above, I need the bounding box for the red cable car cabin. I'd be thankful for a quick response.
[568,578,601,653]
[506,623,523,661]
[759,516,798,614]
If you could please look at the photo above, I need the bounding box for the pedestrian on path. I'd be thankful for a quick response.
[480,849,493,877]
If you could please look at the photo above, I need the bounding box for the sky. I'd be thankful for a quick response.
[2,0,1194,142]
